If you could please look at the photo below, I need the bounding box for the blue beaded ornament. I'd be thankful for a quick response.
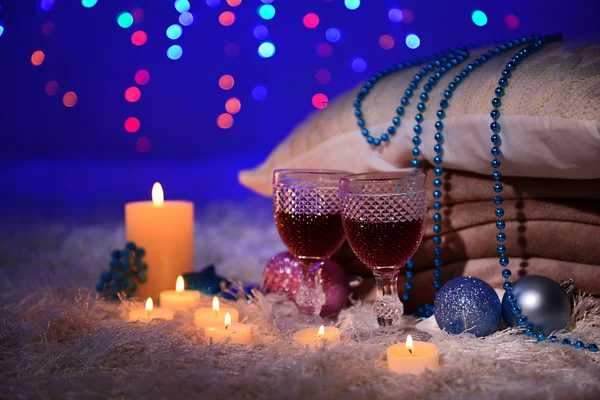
[96,241,147,299]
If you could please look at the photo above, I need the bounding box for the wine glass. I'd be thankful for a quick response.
[339,171,427,330]
[273,169,349,318]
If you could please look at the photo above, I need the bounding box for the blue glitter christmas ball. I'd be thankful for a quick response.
[434,276,502,337]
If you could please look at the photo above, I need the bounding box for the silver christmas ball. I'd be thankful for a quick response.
[502,275,572,336]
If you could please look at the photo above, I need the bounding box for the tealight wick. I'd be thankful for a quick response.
[406,334,415,354]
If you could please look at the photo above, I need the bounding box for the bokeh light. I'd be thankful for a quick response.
[217,113,234,129]
[41,21,55,36]
[224,42,240,57]
[219,75,235,90]
[227,0,242,6]
[258,41,276,58]
[379,34,395,50]
[472,10,488,26]
[40,0,54,12]
[81,0,97,8]
[312,93,328,109]
[131,8,145,23]
[252,85,267,101]
[405,34,420,49]
[505,14,520,29]
[325,28,341,43]
[344,0,360,11]
[315,69,332,84]
[350,57,367,72]
[206,0,221,7]
[31,50,45,66]
[303,13,320,29]
[179,12,194,26]
[219,11,236,26]
[166,24,182,40]
[125,87,142,103]
[174,0,190,13]
[258,4,276,20]
[401,9,414,23]
[135,70,150,86]
[117,12,134,29]
[0,23,3,39]
[167,45,183,60]
[253,24,268,40]
[45,81,59,96]
[62,92,78,107]
[388,8,403,23]
[136,137,151,153]
[131,31,147,46]
[225,98,241,114]
[124,117,141,133]
[316,42,333,58]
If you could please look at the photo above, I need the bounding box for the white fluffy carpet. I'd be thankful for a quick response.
[1,201,599,400]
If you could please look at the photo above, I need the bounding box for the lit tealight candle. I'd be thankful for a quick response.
[194,297,239,328]
[387,335,440,375]
[205,312,252,345]
[159,276,201,311]
[128,298,175,322]
[125,182,194,302]
[293,325,341,349]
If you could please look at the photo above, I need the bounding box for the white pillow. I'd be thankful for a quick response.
[239,37,600,196]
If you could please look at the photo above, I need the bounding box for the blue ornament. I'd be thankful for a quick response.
[434,276,501,337]
[97,241,147,299]
[183,264,231,296]
[501,275,571,336]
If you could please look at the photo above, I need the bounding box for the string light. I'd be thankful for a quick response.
[311,93,328,109]
[63,92,78,107]
[379,34,395,50]
[136,137,151,153]
[316,42,333,58]
[219,11,236,26]
[405,33,420,49]
[303,13,319,29]
[344,0,360,11]
[205,0,221,7]
[225,98,241,114]
[31,50,45,66]
[350,57,367,72]
[505,14,520,29]
[253,25,268,40]
[217,113,234,129]
[325,28,341,43]
[472,10,488,27]
[219,75,235,90]
[81,0,97,8]
[227,0,242,6]
[258,41,276,58]
[0,23,4,38]
[125,87,141,103]
[388,8,403,23]
[117,12,134,29]
[40,0,54,12]
[258,4,275,20]
[45,81,59,96]
[167,45,183,60]
[124,117,141,133]
[401,9,414,23]
[179,12,194,26]
[131,31,147,46]
[135,70,150,86]
[166,24,183,40]
[252,85,267,101]
[41,21,55,36]
[174,0,191,13]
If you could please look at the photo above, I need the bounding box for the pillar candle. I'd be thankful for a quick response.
[125,182,194,302]
[293,325,341,349]
[387,335,440,374]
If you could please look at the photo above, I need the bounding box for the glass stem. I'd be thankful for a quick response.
[296,260,326,316]
[372,268,402,327]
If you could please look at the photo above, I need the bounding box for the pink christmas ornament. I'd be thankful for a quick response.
[262,251,349,317]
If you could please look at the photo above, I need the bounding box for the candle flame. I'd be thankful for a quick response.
[317,325,325,337]
[152,182,164,206]
[145,297,153,311]
[224,312,231,328]
[212,297,220,313]
[176,276,184,293]
[406,335,414,349]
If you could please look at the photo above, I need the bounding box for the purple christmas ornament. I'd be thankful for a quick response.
[262,251,349,317]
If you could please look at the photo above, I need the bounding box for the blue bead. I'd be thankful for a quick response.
[454,76,461,83]
[137,271,148,283]
[392,117,400,126]
[433,280,442,289]
[367,136,374,144]
[496,220,506,230]
[499,256,509,267]
[492,97,502,108]
[440,99,449,109]
[517,315,528,326]
[121,249,132,259]
[373,139,381,146]
[435,121,444,131]
[353,100,361,108]
[433,201,442,210]
[414,125,423,134]
[420,93,429,101]
[109,259,120,269]
[502,69,512,78]
[492,170,502,180]
[96,282,105,293]
[396,107,405,116]
[495,207,505,217]
[491,158,501,168]
[562,338,571,345]
[401,97,409,106]
[494,183,503,193]
[589,344,599,352]
[401,293,410,302]
[436,110,445,119]
[412,147,421,156]
[405,281,414,291]
[433,156,443,165]
[525,326,535,336]
[434,258,443,267]
[506,293,516,303]
[433,235,441,244]
[361,129,369,136]
[443,91,452,99]
[121,260,132,271]
[414,74,422,82]
[548,335,559,343]
[357,119,365,127]
[412,136,421,145]
[112,271,124,281]
[448,82,456,91]
[355,110,362,117]
[423,83,432,92]
[125,242,137,251]
[574,340,585,349]
[490,109,500,120]
[418,306,426,315]
[381,134,390,141]
[494,195,503,205]
[387,127,396,134]
[495,87,505,97]
[425,309,434,317]
[506,62,515,71]
[361,87,368,94]
[433,224,441,233]
[435,133,444,143]
[460,70,468,77]
[135,248,145,258]
[433,190,442,199]
[111,250,121,259]
[415,114,423,123]
[406,271,414,279]
[406,259,414,268]
[434,245,443,254]
[497,244,507,254]
[411,159,420,168]
[101,271,112,282]
[502,269,512,279]
[497,232,506,242]
[433,178,442,187]
[498,78,508,87]
[491,134,501,144]
[405,89,413,97]
[490,122,501,132]
[503,281,513,291]
[433,268,442,278]
[537,332,546,341]
[434,72,441,79]
[417,103,426,112]
[434,167,443,176]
